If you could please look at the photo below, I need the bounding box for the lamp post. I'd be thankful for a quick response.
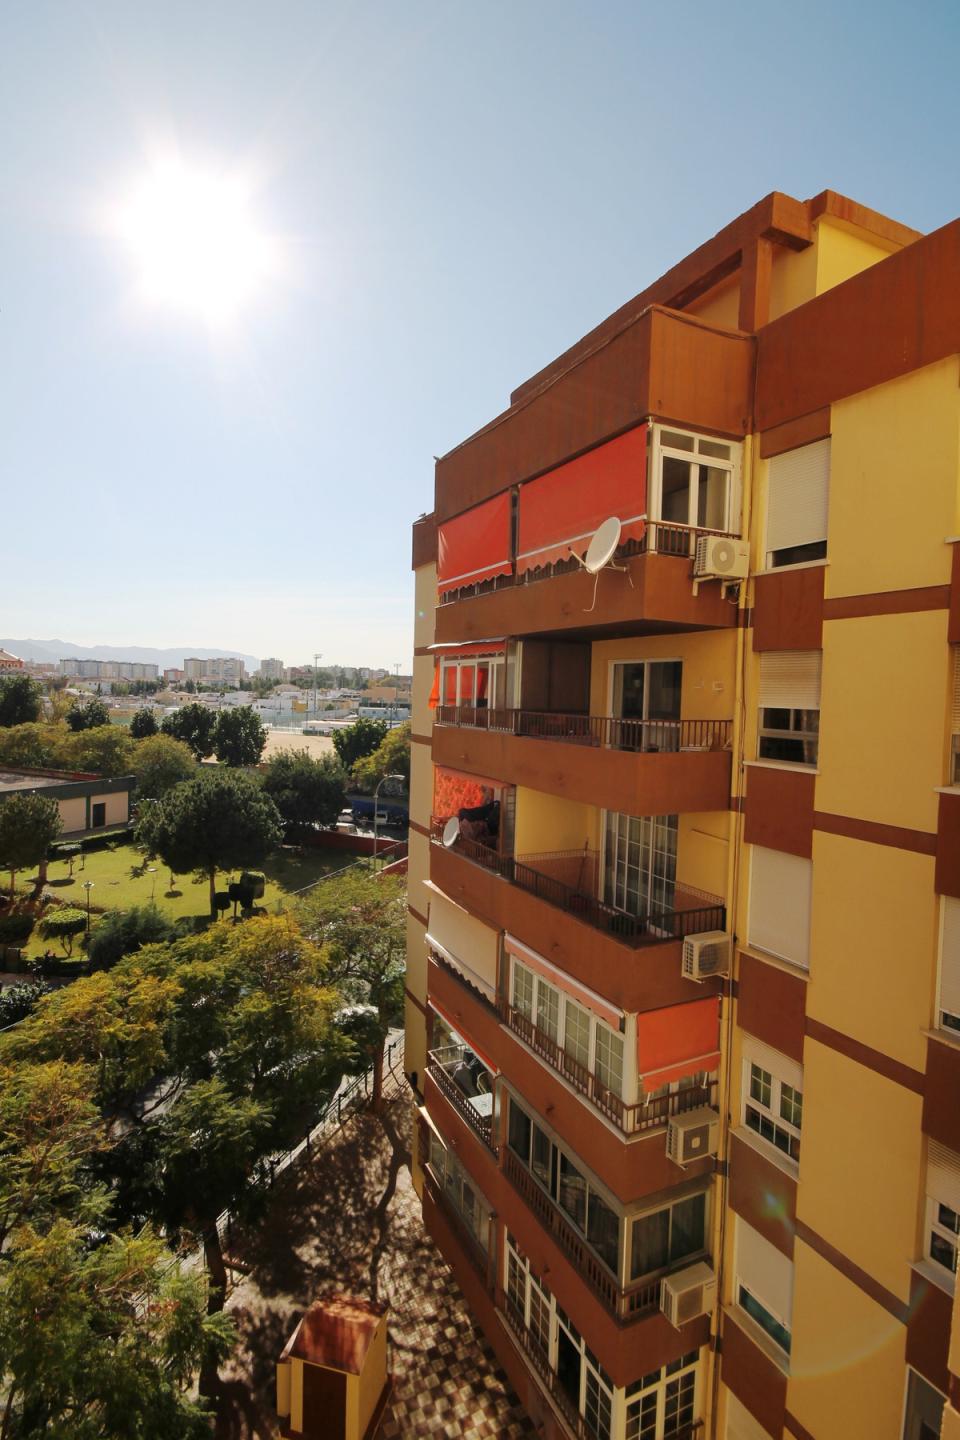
[148,866,157,903]
[313,652,322,722]
[82,880,94,934]
[373,773,406,868]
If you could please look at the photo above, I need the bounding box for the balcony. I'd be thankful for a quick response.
[429,819,725,949]
[421,1164,492,1289]
[425,1044,496,1151]
[499,999,718,1137]
[433,709,732,816]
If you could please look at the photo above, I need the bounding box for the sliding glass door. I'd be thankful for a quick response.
[611,660,681,751]
[603,812,678,918]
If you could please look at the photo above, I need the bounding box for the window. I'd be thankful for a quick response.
[625,1351,700,1440]
[505,1237,615,1440]
[426,1130,491,1252]
[603,812,678,918]
[939,897,960,1035]
[757,651,821,766]
[748,846,812,970]
[653,427,738,539]
[629,1192,707,1282]
[902,1368,945,1440]
[765,438,830,569]
[741,1039,804,1165]
[926,1142,960,1285]
[91,801,106,828]
[735,1220,793,1357]
[507,1095,624,1277]
[510,958,625,1101]
[440,653,507,711]
[611,660,682,751]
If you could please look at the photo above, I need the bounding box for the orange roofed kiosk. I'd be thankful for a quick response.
[276,1296,390,1440]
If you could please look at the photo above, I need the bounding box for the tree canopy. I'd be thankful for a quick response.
[0,790,63,896]
[261,747,347,836]
[0,671,43,728]
[86,903,176,972]
[212,705,267,767]
[135,769,283,916]
[130,732,197,799]
[129,708,159,738]
[331,716,389,771]
[351,720,411,792]
[161,703,217,760]
[60,724,136,777]
[66,698,111,732]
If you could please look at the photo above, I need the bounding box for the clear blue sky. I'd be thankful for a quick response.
[3,0,957,668]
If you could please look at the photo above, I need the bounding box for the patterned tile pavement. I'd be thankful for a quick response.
[214,1075,536,1439]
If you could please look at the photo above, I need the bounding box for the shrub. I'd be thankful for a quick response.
[39,907,88,955]
[0,913,35,944]
[0,979,52,1026]
[86,904,176,972]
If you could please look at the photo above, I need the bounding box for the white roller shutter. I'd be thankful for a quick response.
[426,887,499,1002]
[940,898,960,1030]
[928,1141,960,1215]
[741,1036,804,1096]
[766,439,830,557]
[748,846,812,970]
[736,1218,794,1326]
[759,651,822,710]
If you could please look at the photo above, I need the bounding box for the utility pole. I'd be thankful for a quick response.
[313,652,322,720]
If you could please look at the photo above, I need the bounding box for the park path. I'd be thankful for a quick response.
[214,1074,535,1440]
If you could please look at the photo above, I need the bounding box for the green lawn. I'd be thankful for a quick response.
[12,840,367,957]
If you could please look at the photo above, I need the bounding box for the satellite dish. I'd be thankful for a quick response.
[442,817,461,848]
[584,516,622,574]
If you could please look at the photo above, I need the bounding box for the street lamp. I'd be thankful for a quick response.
[82,880,95,934]
[373,773,406,867]
[313,652,323,721]
[148,866,157,902]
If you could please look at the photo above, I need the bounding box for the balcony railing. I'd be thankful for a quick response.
[434,707,732,754]
[502,1149,660,1324]
[422,1166,492,1288]
[502,1295,589,1438]
[499,1001,717,1136]
[430,818,726,948]
[426,1044,496,1151]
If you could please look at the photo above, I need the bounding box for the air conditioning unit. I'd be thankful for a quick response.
[682,930,732,982]
[694,534,749,579]
[660,1261,716,1328]
[666,1106,720,1166]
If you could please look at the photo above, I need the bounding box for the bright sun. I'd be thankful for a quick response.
[115,159,278,326]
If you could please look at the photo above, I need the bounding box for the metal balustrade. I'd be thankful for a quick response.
[429,817,726,949]
[422,1167,491,1286]
[502,1296,589,1437]
[434,706,731,755]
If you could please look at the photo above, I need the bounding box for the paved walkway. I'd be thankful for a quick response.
[214,1080,535,1440]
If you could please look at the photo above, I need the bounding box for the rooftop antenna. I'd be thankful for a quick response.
[576,516,634,611]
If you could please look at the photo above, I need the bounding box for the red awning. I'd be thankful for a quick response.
[517,426,648,574]
[438,493,512,592]
[636,997,720,1093]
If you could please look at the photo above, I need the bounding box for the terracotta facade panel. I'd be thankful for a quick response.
[906,1267,953,1396]
[922,1035,960,1153]
[937,793,960,900]
[728,1133,797,1260]
[720,1312,788,1438]
[411,512,438,569]
[737,952,806,1064]
[949,543,960,645]
[744,765,815,859]
[752,566,824,652]
[759,408,831,460]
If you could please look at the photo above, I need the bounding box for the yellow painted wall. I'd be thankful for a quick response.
[768,244,817,323]
[356,1320,388,1438]
[816,609,947,833]
[414,562,437,652]
[685,275,741,330]
[101,790,128,826]
[59,796,87,832]
[814,217,899,297]
[514,786,598,855]
[808,831,937,1070]
[826,359,959,599]
[411,654,436,730]
[787,1240,907,1440]
[678,811,730,900]
[796,1038,922,1303]
[290,1358,304,1434]
[589,632,737,723]
[409,748,433,835]
[346,1370,359,1437]
[276,1359,291,1417]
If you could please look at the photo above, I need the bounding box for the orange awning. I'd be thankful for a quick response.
[438,493,512,593]
[637,997,720,1092]
[517,426,647,574]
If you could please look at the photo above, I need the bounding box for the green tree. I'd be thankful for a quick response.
[297,870,405,1110]
[0,979,51,1028]
[130,733,197,799]
[87,903,176,972]
[59,725,136,778]
[0,722,58,769]
[0,672,43,728]
[66,698,110,732]
[135,769,282,916]
[331,716,388,771]
[161,702,216,760]
[351,720,411,792]
[212,705,267,767]
[261,748,347,837]
[130,708,158,738]
[39,907,87,956]
[0,1220,234,1439]
[0,790,63,897]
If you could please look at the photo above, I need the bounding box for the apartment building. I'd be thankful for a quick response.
[258,656,285,681]
[182,656,246,686]
[405,190,960,1440]
[59,658,159,681]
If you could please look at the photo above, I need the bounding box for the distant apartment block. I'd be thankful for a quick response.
[59,658,158,681]
[163,667,184,684]
[258,657,285,681]
[183,656,246,686]
[406,189,960,1440]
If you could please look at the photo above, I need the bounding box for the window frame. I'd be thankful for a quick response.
[764,437,830,571]
[925,1192,959,1281]
[937,897,960,1036]
[624,1350,700,1440]
[649,424,740,539]
[601,811,678,920]
[510,958,625,1102]
[741,1049,803,1166]
[757,706,820,767]
[426,1129,492,1253]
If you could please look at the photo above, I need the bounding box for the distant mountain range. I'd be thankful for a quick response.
[1,639,261,670]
